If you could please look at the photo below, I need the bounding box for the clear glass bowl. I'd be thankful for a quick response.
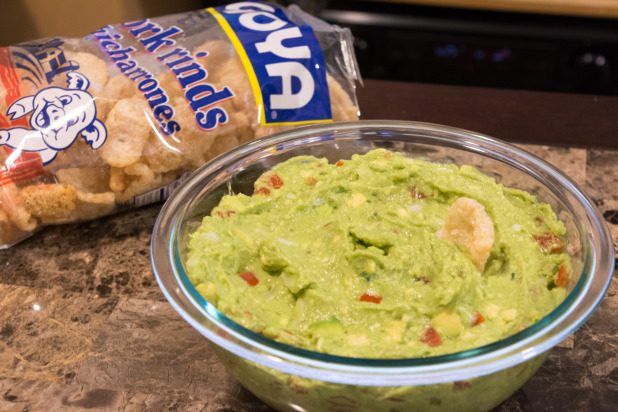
[151,121,614,412]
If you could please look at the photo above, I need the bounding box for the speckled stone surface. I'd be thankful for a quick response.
[1,145,616,412]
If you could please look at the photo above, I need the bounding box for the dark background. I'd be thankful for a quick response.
[1,0,617,95]
[304,1,618,96]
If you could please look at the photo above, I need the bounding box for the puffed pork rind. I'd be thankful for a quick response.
[0,2,361,248]
[437,197,496,272]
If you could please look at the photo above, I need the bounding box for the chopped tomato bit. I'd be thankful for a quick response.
[454,380,472,390]
[216,210,236,218]
[515,362,529,377]
[267,173,284,189]
[336,160,344,167]
[330,395,357,405]
[420,325,442,347]
[317,163,324,168]
[385,151,393,159]
[515,324,527,333]
[421,275,430,284]
[305,177,317,186]
[216,328,230,338]
[238,271,259,286]
[291,386,308,395]
[359,293,382,304]
[534,232,563,253]
[282,329,305,342]
[290,379,309,394]
[255,187,271,196]
[471,310,486,327]
[555,264,569,288]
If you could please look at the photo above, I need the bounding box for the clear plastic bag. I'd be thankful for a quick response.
[0,1,361,248]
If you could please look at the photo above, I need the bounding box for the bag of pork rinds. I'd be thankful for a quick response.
[0,1,361,248]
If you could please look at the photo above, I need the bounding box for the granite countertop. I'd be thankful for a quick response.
[1,82,617,411]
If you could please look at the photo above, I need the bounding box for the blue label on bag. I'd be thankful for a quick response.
[209,1,332,126]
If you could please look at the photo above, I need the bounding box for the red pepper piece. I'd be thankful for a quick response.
[454,380,472,390]
[216,210,236,218]
[255,187,271,196]
[305,177,317,186]
[534,232,563,253]
[330,395,357,405]
[267,173,284,189]
[359,293,382,304]
[420,325,443,347]
[336,160,344,167]
[555,264,569,288]
[471,310,486,327]
[290,379,309,394]
[238,271,259,287]
[216,328,230,338]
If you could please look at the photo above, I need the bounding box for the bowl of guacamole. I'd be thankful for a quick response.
[151,121,614,412]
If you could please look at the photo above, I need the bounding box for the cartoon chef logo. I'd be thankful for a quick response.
[0,72,107,165]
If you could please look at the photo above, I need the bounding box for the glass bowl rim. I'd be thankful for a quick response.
[151,120,614,385]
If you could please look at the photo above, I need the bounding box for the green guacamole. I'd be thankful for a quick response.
[186,149,571,358]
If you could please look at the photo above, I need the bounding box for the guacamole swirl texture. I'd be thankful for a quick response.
[186,149,571,358]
